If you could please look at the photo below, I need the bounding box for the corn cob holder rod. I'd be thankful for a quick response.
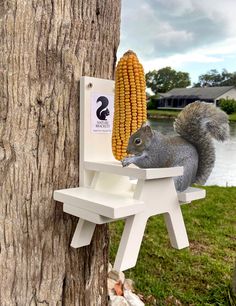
[54,74,206,272]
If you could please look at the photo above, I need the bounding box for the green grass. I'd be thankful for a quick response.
[229,113,236,121]
[148,109,236,122]
[148,109,180,118]
[109,186,236,305]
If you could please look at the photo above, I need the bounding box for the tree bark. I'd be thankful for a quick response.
[0,1,121,305]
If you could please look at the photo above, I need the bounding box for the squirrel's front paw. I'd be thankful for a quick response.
[121,157,132,167]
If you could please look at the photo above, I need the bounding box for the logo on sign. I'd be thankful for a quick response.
[91,93,114,133]
[96,96,110,120]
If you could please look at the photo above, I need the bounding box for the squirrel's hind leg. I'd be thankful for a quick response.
[174,158,198,192]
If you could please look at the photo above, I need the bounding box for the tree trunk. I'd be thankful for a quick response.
[0,1,121,305]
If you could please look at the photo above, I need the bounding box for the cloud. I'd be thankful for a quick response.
[139,37,236,73]
[119,0,236,58]
[143,54,221,73]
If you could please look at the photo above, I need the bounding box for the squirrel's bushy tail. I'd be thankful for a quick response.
[174,101,229,184]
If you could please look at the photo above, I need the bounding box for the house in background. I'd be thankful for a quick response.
[157,86,236,109]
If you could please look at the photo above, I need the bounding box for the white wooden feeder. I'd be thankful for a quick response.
[54,76,206,272]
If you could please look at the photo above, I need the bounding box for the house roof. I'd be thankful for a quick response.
[160,86,235,100]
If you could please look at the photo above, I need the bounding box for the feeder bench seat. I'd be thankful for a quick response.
[54,187,145,223]
[54,186,205,223]
[178,187,206,203]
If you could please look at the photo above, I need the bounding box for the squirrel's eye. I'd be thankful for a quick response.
[134,138,142,145]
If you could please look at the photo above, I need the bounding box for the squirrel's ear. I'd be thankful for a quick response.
[144,125,153,137]
[141,121,150,128]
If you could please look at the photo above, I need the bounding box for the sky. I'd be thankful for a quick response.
[118,0,236,86]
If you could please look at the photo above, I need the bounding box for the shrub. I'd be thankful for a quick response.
[147,95,159,110]
[219,98,236,114]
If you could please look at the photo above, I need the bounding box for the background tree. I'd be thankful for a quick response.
[146,67,191,94]
[0,1,120,305]
[194,69,236,87]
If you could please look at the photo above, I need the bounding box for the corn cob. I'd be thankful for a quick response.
[112,50,147,161]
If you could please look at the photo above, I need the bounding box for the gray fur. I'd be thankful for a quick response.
[174,101,229,184]
[122,101,229,191]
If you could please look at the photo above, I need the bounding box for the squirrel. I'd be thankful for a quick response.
[121,101,230,192]
[96,96,110,120]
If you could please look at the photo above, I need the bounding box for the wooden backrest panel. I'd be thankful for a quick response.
[80,76,116,186]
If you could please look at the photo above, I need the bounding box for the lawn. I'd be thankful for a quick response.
[148,109,180,119]
[109,186,236,305]
[229,113,236,121]
[148,109,236,122]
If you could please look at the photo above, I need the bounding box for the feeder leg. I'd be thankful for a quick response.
[113,213,148,272]
[71,219,96,248]
[164,206,189,249]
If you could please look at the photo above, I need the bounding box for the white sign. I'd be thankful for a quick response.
[91,93,114,133]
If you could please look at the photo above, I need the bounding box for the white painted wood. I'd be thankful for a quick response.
[133,178,180,217]
[114,213,148,271]
[178,187,206,203]
[164,210,189,249]
[70,219,96,248]
[63,202,111,224]
[135,178,189,249]
[91,172,135,198]
[53,76,207,272]
[84,161,183,180]
[80,77,116,187]
[54,187,144,219]
[72,76,117,251]
[113,177,190,271]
